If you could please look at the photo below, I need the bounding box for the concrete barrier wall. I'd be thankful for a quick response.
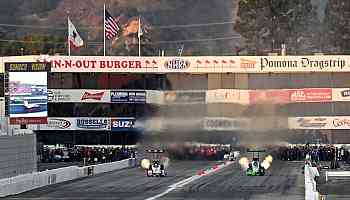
[0,158,136,197]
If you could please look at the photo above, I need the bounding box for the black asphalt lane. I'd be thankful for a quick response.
[157,161,305,200]
[2,161,220,200]
[2,161,305,200]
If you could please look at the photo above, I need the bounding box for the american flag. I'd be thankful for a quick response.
[105,9,121,40]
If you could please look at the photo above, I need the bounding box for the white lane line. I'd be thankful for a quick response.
[144,161,233,200]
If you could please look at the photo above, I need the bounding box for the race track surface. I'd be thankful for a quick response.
[3,160,304,200]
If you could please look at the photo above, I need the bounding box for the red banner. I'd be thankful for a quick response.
[289,88,332,102]
[249,89,290,104]
[10,117,47,125]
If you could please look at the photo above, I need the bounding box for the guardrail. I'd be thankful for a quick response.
[0,158,136,197]
[325,171,350,182]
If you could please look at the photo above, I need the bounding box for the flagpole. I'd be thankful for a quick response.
[138,17,141,57]
[103,4,106,56]
[68,17,71,56]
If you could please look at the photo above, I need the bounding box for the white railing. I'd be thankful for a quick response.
[325,171,350,182]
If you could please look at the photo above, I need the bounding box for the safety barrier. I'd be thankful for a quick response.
[305,164,321,200]
[325,171,350,182]
[0,158,136,197]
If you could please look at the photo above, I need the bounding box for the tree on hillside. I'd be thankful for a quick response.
[323,1,350,54]
[234,0,319,55]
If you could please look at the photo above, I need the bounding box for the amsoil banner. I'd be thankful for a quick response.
[206,89,249,104]
[49,55,350,73]
[288,116,350,129]
[48,89,111,103]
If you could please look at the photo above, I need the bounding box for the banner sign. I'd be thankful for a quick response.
[48,89,111,103]
[163,90,206,104]
[203,117,249,131]
[39,118,75,130]
[110,90,146,103]
[49,55,350,73]
[288,116,350,129]
[206,89,249,104]
[289,88,332,102]
[249,89,290,104]
[76,118,110,130]
[332,88,350,101]
[111,118,135,131]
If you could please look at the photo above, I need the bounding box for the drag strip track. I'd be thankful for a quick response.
[157,161,305,200]
[2,161,219,200]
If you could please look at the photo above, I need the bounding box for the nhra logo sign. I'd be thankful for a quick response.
[76,118,109,130]
[111,118,135,131]
[164,58,190,70]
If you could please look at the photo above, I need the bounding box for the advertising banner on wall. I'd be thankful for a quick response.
[110,90,146,103]
[111,118,135,131]
[289,88,332,102]
[288,116,350,129]
[75,118,110,130]
[49,55,350,73]
[249,89,290,104]
[6,62,49,124]
[163,90,206,104]
[206,89,249,104]
[48,89,111,103]
[146,90,164,104]
[332,88,350,101]
[203,117,249,131]
[39,118,76,130]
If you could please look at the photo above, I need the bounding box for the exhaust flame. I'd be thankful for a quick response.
[141,159,151,169]
[261,155,273,170]
[239,157,249,170]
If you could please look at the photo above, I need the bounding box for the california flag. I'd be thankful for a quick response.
[68,17,84,48]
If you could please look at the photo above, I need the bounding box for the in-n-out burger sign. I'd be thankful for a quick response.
[81,91,105,101]
[51,59,142,69]
[260,57,346,70]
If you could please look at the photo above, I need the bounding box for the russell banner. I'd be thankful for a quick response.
[75,118,110,130]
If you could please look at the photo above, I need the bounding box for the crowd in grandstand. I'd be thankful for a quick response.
[167,144,230,160]
[40,146,136,164]
[276,145,350,163]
